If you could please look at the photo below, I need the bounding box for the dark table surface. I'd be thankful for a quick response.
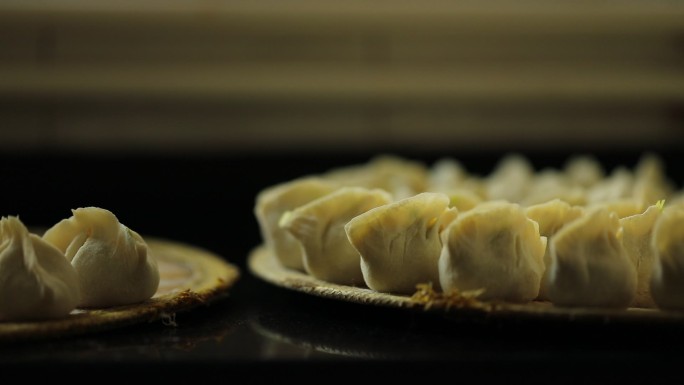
[3,270,684,383]
[1,149,683,383]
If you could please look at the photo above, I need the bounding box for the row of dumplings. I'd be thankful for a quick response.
[0,207,159,321]
[255,154,684,310]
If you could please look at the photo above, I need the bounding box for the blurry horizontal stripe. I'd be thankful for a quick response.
[0,65,682,102]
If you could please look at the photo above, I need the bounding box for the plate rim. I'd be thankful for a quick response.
[248,244,684,325]
[0,237,240,342]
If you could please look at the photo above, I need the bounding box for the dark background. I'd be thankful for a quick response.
[1,1,684,382]
[1,148,683,273]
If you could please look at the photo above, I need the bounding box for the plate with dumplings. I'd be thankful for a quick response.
[249,154,684,324]
[0,207,240,341]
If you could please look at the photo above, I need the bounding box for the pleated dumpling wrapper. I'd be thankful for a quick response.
[564,155,604,189]
[525,199,584,301]
[620,203,662,308]
[632,154,674,206]
[521,170,586,207]
[254,177,337,271]
[428,158,485,201]
[439,201,546,302]
[650,205,684,310]
[280,187,392,285]
[43,207,159,308]
[345,192,457,294]
[428,158,469,192]
[428,158,483,212]
[589,199,645,219]
[586,167,633,205]
[547,208,637,308]
[0,216,80,321]
[323,155,428,201]
[485,154,534,203]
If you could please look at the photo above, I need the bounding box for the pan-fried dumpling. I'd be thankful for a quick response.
[621,204,661,308]
[525,199,584,300]
[650,205,684,310]
[324,155,428,200]
[345,192,456,294]
[547,208,636,308]
[439,201,546,302]
[254,177,337,271]
[280,187,392,285]
[0,217,80,321]
[43,207,159,308]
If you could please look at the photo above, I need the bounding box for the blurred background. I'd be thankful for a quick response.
[1,0,683,264]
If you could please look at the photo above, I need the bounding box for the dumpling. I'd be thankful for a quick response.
[586,167,633,204]
[525,199,584,300]
[522,169,586,206]
[439,201,546,302]
[547,208,636,308]
[632,154,674,205]
[324,155,428,200]
[485,154,534,203]
[564,155,604,189]
[345,192,456,294]
[43,207,159,308]
[0,217,80,321]
[280,187,392,285]
[650,205,684,310]
[620,204,662,308]
[446,189,483,212]
[428,158,468,192]
[428,158,484,211]
[254,177,337,270]
[589,199,645,219]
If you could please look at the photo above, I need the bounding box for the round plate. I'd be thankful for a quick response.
[0,238,240,341]
[248,245,684,325]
